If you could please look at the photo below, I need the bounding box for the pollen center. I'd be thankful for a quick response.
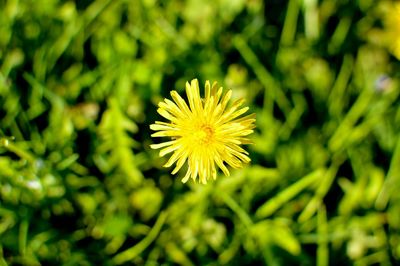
[194,124,214,145]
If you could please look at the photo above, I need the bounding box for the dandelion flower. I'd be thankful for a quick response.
[150,79,256,184]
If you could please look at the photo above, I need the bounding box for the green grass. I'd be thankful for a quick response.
[1,0,400,265]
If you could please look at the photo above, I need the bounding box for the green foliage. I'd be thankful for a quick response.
[1,0,400,265]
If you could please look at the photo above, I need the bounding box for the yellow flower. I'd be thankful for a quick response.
[150,79,255,184]
[384,2,400,59]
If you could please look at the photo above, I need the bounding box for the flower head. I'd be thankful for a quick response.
[150,79,255,184]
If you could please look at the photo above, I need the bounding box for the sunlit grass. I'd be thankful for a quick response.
[0,0,399,265]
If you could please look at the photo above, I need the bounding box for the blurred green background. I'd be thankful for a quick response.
[1,0,400,265]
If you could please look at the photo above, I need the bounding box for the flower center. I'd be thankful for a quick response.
[194,124,214,145]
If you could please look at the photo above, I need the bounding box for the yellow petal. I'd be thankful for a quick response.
[150,140,176,149]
